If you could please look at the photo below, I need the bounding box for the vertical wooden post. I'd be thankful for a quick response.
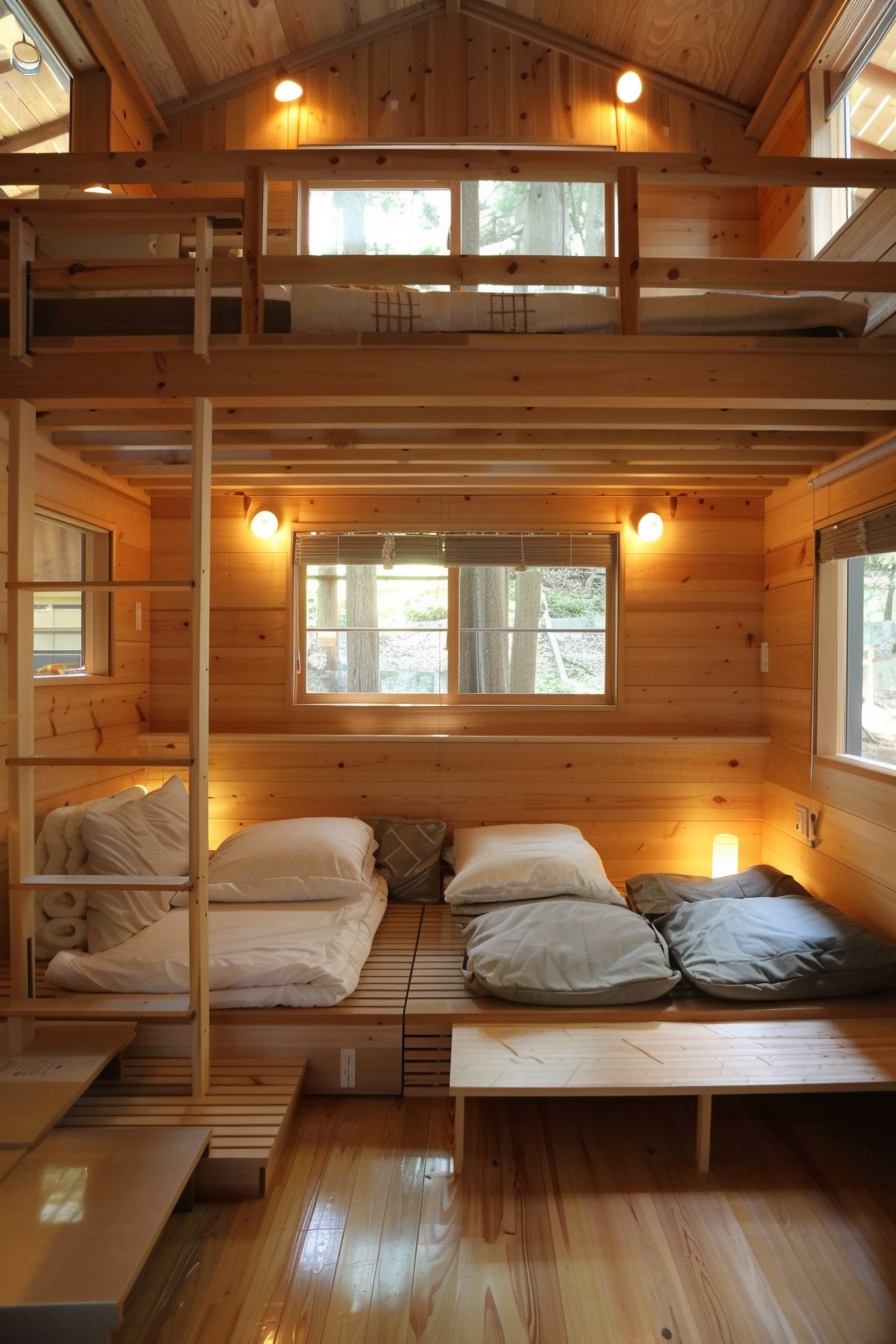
[8,401,37,1048]
[193,215,213,360]
[189,397,212,1097]
[9,217,35,364]
[617,166,640,335]
[241,165,268,335]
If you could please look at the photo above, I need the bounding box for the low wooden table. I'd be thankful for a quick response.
[449,1018,896,1174]
[0,1124,211,1344]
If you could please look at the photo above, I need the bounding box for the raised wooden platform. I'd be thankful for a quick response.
[57,1056,306,1198]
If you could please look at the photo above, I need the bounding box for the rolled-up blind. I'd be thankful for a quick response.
[294,532,617,568]
[817,503,896,562]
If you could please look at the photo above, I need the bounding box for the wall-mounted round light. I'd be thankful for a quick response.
[616,70,643,104]
[11,37,42,76]
[83,183,113,195]
[274,69,303,102]
[250,509,280,539]
[636,511,664,542]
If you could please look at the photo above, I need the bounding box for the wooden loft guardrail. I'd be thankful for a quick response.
[2,148,896,350]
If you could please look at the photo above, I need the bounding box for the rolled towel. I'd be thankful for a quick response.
[42,888,88,920]
[40,916,88,951]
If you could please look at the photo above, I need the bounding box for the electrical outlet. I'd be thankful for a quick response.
[794,804,809,839]
[340,1048,356,1089]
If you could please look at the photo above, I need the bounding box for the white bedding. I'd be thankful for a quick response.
[44,882,388,1008]
[287,286,869,337]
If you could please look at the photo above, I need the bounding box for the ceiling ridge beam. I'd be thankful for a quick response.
[158,0,447,126]
[457,0,754,120]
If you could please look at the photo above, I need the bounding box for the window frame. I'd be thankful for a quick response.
[815,504,896,777]
[33,507,112,679]
[292,532,619,710]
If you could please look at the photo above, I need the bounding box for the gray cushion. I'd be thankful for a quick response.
[461,899,680,1005]
[656,895,896,1001]
[626,864,810,919]
[364,817,446,902]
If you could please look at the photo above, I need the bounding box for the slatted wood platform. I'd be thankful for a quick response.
[57,1057,306,1198]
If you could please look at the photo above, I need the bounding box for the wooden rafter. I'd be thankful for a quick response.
[54,0,168,139]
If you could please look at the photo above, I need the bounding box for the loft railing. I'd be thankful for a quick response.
[2,147,896,355]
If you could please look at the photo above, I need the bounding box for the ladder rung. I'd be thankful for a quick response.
[14,875,191,891]
[7,579,194,591]
[6,756,193,767]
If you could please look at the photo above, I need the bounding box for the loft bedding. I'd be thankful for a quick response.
[2,288,869,339]
[36,790,388,1008]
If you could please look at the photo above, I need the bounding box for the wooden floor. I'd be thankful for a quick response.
[109,1088,896,1344]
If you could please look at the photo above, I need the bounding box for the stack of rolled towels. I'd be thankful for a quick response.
[37,888,88,955]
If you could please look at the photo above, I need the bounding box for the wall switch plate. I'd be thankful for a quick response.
[795,804,810,838]
[760,641,769,672]
[135,600,142,631]
[340,1048,356,1089]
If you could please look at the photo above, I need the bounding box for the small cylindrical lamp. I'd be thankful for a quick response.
[711,833,739,878]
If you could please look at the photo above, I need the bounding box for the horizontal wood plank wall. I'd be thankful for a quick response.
[758,83,808,260]
[762,464,896,941]
[0,427,152,958]
[142,734,765,885]
[149,492,765,738]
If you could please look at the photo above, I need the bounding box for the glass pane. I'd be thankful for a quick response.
[461,180,605,291]
[308,189,451,257]
[850,552,896,768]
[33,516,85,674]
[305,564,448,694]
[458,566,606,694]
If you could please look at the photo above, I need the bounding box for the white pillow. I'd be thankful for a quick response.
[444,822,622,908]
[203,816,377,902]
[82,775,190,952]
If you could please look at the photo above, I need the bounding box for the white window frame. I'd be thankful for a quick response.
[33,508,111,678]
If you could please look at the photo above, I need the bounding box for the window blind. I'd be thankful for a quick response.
[294,532,617,568]
[817,503,896,562]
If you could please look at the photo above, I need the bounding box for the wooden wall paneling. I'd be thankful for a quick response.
[465,16,492,138]
[759,83,808,260]
[488,24,514,140]
[367,33,394,139]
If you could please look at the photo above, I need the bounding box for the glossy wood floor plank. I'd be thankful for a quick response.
[112,1092,896,1344]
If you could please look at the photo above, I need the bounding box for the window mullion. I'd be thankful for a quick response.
[447,567,460,700]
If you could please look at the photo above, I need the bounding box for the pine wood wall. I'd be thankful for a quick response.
[0,423,151,958]
[144,489,766,886]
[762,461,896,940]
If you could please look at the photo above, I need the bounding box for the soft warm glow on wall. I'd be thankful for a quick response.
[711,833,739,878]
[249,509,280,539]
[636,511,664,542]
[616,70,643,104]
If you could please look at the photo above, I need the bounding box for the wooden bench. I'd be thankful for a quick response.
[0,1124,211,1344]
[449,1019,896,1173]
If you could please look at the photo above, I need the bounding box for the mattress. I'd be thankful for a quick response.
[44,883,388,1007]
[1,288,869,339]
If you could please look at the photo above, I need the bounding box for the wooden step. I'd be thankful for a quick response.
[58,1056,306,1198]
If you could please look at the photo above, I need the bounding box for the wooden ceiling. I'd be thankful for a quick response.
[4,1,896,498]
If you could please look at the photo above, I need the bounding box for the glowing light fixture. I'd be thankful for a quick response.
[636,511,664,542]
[616,70,643,104]
[274,69,303,102]
[11,36,42,76]
[83,183,113,195]
[711,833,739,878]
[250,509,280,539]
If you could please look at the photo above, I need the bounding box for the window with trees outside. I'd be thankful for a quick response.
[308,180,606,289]
[816,503,896,771]
[33,510,111,677]
[293,533,617,704]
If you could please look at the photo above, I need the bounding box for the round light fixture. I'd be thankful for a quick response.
[616,70,643,104]
[636,511,664,542]
[274,70,303,102]
[11,37,42,76]
[83,183,113,195]
[250,509,280,539]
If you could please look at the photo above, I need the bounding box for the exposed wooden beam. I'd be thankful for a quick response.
[4,148,896,191]
[0,117,69,153]
[158,0,447,125]
[458,0,754,120]
[55,0,167,140]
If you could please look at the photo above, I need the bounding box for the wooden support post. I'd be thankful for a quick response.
[7,401,37,1050]
[189,397,212,1097]
[9,217,35,364]
[617,166,640,335]
[696,1093,713,1172]
[241,165,268,335]
[193,215,213,360]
